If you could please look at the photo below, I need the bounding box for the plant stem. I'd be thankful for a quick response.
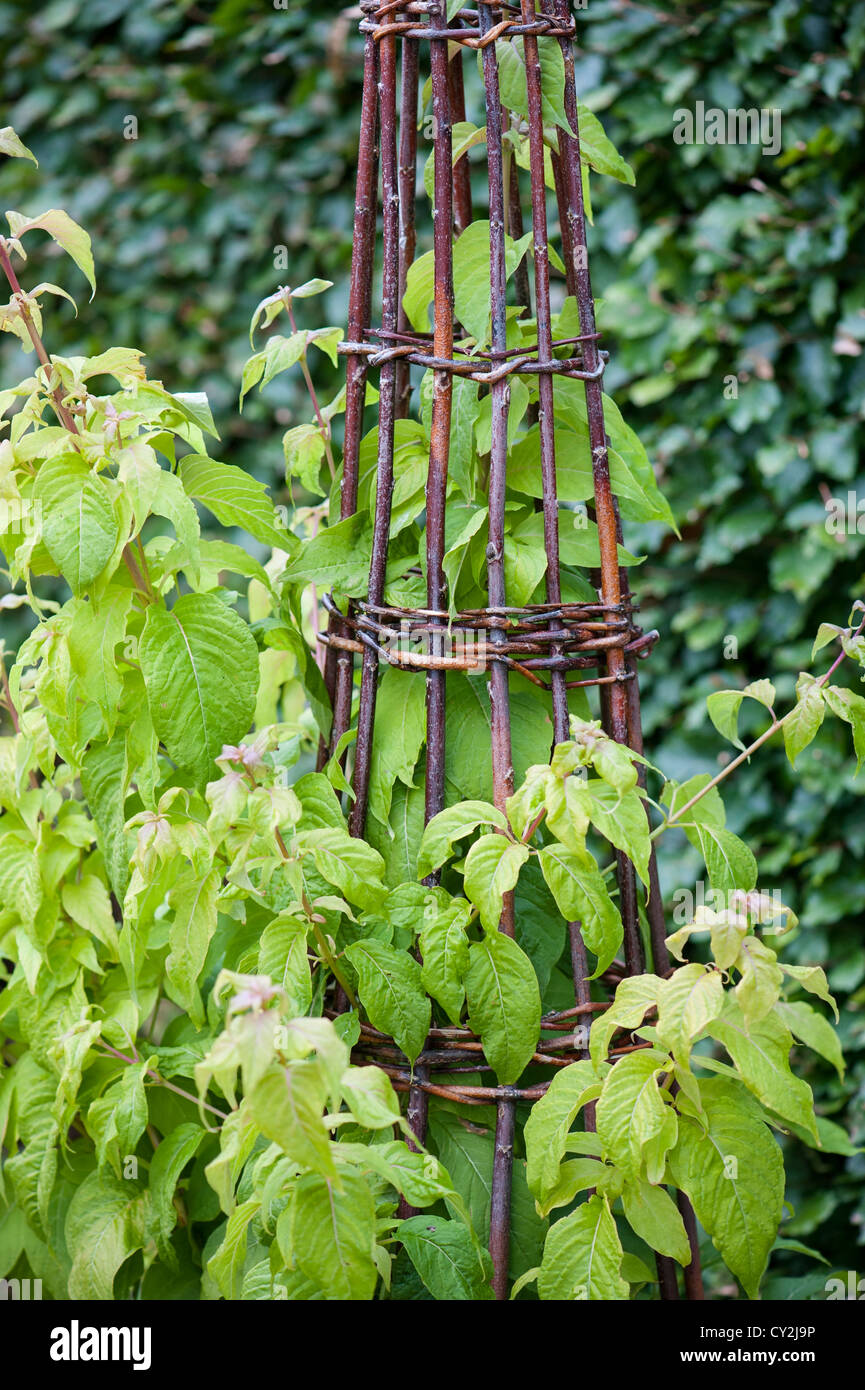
[95,1041,229,1120]
[0,240,78,431]
[658,611,865,834]
[273,830,358,1007]
[0,237,155,603]
[286,301,337,478]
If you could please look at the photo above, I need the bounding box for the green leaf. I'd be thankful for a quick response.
[283,424,327,494]
[258,915,312,1017]
[668,1078,783,1299]
[368,668,426,827]
[292,1171,378,1300]
[66,588,133,728]
[575,103,636,184]
[735,934,783,1029]
[402,249,435,333]
[400,1215,494,1300]
[151,469,200,575]
[61,873,119,956]
[248,1061,335,1176]
[661,774,725,828]
[345,939,430,1063]
[65,1172,150,1299]
[239,331,308,406]
[179,453,293,551]
[208,1197,260,1299]
[165,866,220,1026]
[452,220,532,346]
[7,208,95,295]
[622,1180,691,1265]
[339,1140,456,1208]
[465,930,540,1084]
[779,962,838,1020]
[284,512,370,594]
[811,623,844,660]
[339,1065,401,1130]
[538,843,623,976]
[300,827,387,912]
[775,1000,845,1080]
[463,834,529,931]
[587,782,651,888]
[596,1049,677,1183]
[34,455,119,594]
[292,277,333,300]
[80,737,130,900]
[537,1156,620,1215]
[427,1110,546,1283]
[423,122,487,201]
[706,690,748,750]
[537,1195,629,1300]
[494,37,574,135]
[524,1059,600,1209]
[783,677,825,765]
[419,897,471,1026]
[539,769,588,850]
[683,823,758,894]
[0,832,43,924]
[823,684,865,771]
[149,1123,202,1256]
[138,592,259,788]
[589,974,661,1071]
[0,128,37,164]
[656,963,725,1069]
[417,799,508,878]
[706,1002,818,1141]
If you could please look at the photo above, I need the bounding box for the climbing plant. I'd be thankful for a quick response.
[0,65,860,1303]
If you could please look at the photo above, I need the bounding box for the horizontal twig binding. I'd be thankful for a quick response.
[338,332,608,383]
[360,1,575,46]
[325,989,656,1106]
[319,593,657,682]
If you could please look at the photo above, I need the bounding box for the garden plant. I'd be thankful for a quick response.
[0,1,862,1305]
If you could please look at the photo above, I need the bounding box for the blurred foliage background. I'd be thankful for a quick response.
[1,0,863,1295]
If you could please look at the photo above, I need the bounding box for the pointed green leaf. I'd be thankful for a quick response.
[463,834,529,931]
[248,1061,335,1176]
[596,1049,676,1183]
[138,592,259,789]
[345,939,430,1063]
[179,453,293,552]
[65,1172,150,1299]
[34,455,119,594]
[7,208,95,294]
[537,1195,629,1300]
[417,799,507,878]
[623,1180,691,1264]
[668,1078,783,1299]
[538,842,623,977]
[465,931,540,1084]
[293,1171,377,1300]
[775,1000,844,1080]
[401,1215,494,1300]
[524,1059,600,1208]
[783,677,825,765]
[706,1002,818,1141]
